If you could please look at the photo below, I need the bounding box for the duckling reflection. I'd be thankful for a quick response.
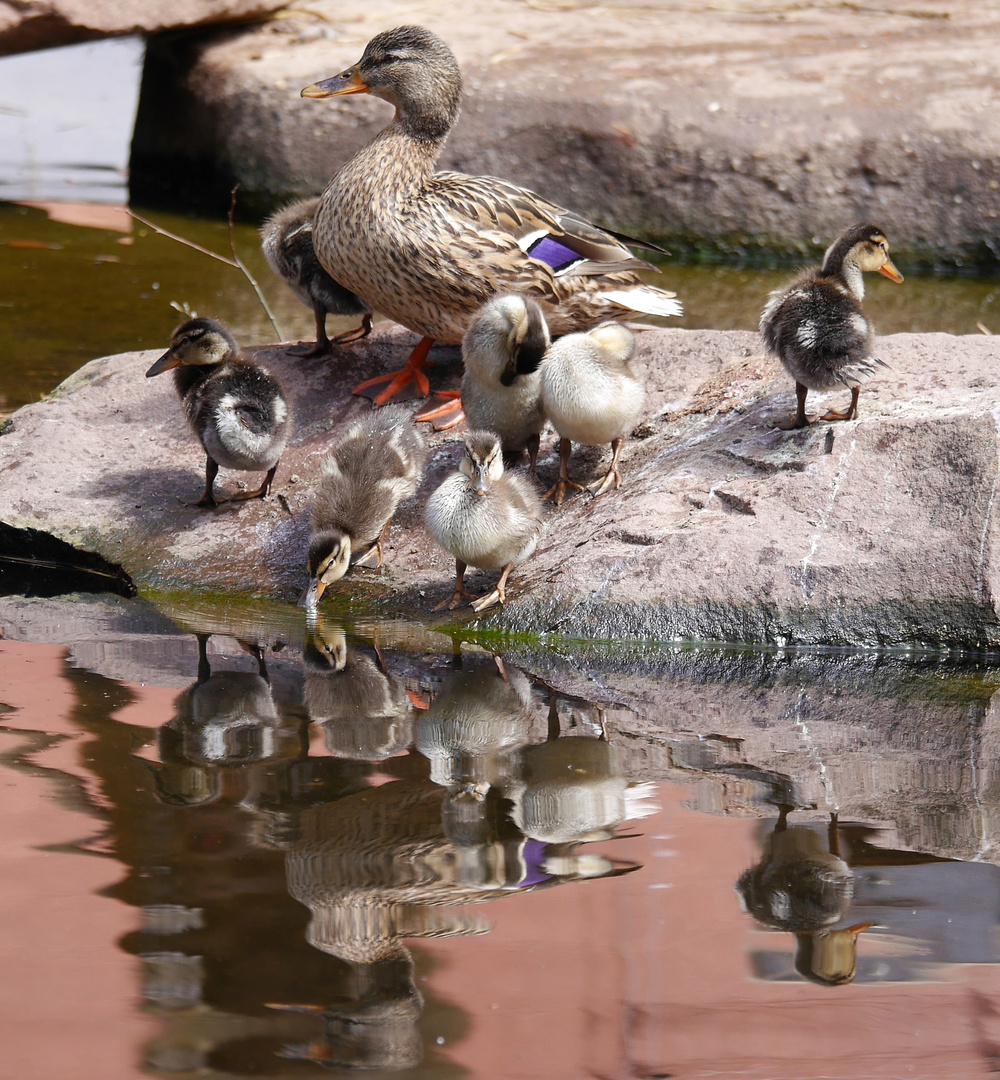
[415,655,536,791]
[509,695,659,845]
[151,634,303,807]
[303,616,414,762]
[736,807,873,986]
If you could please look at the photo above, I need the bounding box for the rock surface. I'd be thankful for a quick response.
[130,0,1000,264]
[1,325,999,648]
[0,0,287,57]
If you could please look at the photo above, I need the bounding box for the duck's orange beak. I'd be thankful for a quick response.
[301,65,369,98]
[878,257,904,283]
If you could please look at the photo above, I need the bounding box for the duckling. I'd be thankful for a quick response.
[301,25,680,405]
[460,294,550,471]
[146,317,290,507]
[538,321,645,505]
[424,431,543,612]
[760,222,904,430]
[261,197,373,357]
[303,405,426,608]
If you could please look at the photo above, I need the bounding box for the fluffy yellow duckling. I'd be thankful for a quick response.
[461,294,550,472]
[539,321,645,504]
[424,431,543,612]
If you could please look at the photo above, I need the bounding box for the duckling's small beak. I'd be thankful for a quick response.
[298,579,326,609]
[301,66,369,98]
[878,257,904,283]
[145,350,182,377]
[473,469,490,495]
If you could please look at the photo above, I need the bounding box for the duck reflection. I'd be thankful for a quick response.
[275,945,425,1071]
[303,616,413,762]
[737,806,873,986]
[283,655,648,1068]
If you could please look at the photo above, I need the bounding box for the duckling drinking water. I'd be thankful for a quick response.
[303,406,426,608]
[261,197,373,356]
[146,317,290,508]
[538,321,645,505]
[760,222,903,429]
[424,431,543,613]
[461,294,550,472]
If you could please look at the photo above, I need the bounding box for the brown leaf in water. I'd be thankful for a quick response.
[5,238,61,249]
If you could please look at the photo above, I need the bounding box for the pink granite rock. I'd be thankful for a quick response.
[1,325,999,649]
[0,0,287,56]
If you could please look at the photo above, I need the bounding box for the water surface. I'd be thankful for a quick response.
[3,595,1000,1079]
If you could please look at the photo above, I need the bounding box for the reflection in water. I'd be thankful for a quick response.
[737,807,871,986]
[304,618,414,762]
[134,628,652,1071]
[12,613,1000,1077]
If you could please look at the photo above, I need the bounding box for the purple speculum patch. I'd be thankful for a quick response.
[527,235,583,272]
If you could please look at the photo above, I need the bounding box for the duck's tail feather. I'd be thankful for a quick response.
[600,286,683,319]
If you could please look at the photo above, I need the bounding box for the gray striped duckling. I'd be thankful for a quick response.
[261,197,373,357]
[146,317,290,508]
[461,294,550,472]
[539,321,645,505]
[424,431,543,613]
[760,222,903,430]
[302,406,426,608]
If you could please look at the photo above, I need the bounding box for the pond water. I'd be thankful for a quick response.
[3,594,1000,1080]
[3,200,999,417]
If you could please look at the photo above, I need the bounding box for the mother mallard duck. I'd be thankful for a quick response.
[302,25,681,404]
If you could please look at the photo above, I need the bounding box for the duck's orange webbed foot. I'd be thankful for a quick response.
[415,391,464,430]
[353,335,434,405]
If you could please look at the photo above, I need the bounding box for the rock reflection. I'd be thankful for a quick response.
[737,807,874,986]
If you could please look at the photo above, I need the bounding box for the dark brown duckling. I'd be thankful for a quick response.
[146,317,290,508]
[760,222,903,430]
[261,196,373,356]
[302,406,426,608]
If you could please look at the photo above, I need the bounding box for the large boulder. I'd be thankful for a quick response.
[1,325,999,649]
[129,0,1000,264]
[0,0,287,57]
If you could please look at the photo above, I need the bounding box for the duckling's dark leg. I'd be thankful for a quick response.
[180,456,220,508]
[434,560,476,611]
[776,382,810,430]
[588,436,625,498]
[821,386,860,422]
[543,438,585,505]
[331,312,374,346]
[470,562,514,613]
[216,462,279,504]
[354,335,434,405]
[287,303,334,357]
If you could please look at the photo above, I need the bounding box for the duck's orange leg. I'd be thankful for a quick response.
[415,391,465,430]
[353,335,434,405]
